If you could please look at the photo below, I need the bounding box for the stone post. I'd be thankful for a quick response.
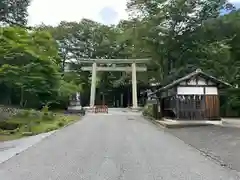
[121,93,124,107]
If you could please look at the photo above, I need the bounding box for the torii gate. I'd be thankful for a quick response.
[66,58,149,109]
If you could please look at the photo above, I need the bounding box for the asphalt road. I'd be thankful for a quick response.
[167,125,240,172]
[0,111,239,180]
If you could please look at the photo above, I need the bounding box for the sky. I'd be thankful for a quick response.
[28,0,240,27]
[28,0,128,26]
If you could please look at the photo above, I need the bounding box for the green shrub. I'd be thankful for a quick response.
[9,127,20,134]
[41,105,49,113]
[29,109,42,119]
[0,121,21,130]
[142,104,154,117]
[42,112,55,121]
[0,129,11,135]
[16,110,31,118]
[9,130,16,134]
[57,121,65,127]
[46,126,57,132]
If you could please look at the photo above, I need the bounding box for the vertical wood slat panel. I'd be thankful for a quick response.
[214,96,220,119]
[177,95,205,120]
[205,95,220,119]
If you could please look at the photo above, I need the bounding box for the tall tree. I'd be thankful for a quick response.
[0,27,65,107]
[126,0,235,81]
[0,0,30,26]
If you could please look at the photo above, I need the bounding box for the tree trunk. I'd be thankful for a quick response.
[20,87,24,107]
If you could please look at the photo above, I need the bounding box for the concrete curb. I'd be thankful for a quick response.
[142,114,220,129]
[0,131,55,164]
[156,120,216,129]
[141,114,166,129]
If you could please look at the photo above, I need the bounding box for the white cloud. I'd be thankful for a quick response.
[229,0,240,2]
[28,0,128,26]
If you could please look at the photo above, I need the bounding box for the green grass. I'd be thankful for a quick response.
[0,134,22,141]
[0,113,80,142]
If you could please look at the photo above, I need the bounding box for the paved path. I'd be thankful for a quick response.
[167,125,240,172]
[0,131,55,164]
[0,110,239,180]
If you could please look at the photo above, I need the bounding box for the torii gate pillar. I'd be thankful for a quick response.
[89,63,139,108]
[132,63,138,109]
[90,63,97,107]
[90,63,138,109]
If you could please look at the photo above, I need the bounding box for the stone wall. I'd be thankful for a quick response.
[0,106,20,121]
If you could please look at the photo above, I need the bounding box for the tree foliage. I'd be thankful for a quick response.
[1,0,240,114]
[126,0,240,114]
[0,27,79,108]
[0,0,30,26]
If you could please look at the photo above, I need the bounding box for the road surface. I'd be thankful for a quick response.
[167,125,240,172]
[0,110,239,180]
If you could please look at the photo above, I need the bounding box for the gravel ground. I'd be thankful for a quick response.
[0,111,239,180]
[167,125,240,173]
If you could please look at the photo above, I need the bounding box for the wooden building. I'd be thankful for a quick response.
[150,69,231,120]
